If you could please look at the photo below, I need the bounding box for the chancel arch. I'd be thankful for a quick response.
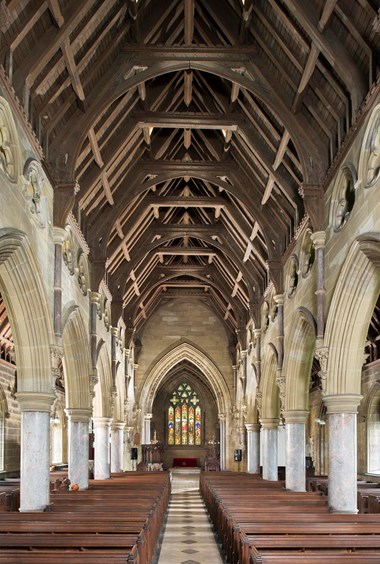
[139,340,231,468]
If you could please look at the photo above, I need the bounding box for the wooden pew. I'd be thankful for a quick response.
[249,547,380,563]
[0,472,171,564]
[200,472,380,564]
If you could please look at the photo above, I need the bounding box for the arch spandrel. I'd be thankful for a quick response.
[138,341,231,416]
[0,228,54,394]
[324,233,380,396]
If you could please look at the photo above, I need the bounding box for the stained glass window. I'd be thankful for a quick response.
[167,382,201,445]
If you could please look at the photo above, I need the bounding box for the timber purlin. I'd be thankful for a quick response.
[200,472,380,564]
[0,471,170,564]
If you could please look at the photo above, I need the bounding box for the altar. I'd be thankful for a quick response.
[172,457,199,468]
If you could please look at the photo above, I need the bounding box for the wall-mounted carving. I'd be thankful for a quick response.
[261,300,269,332]
[76,251,88,296]
[22,159,46,228]
[0,96,21,182]
[365,117,380,188]
[332,165,356,231]
[287,254,299,297]
[63,228,75,275]
[300,229,315,277]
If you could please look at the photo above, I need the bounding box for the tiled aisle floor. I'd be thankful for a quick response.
[156,469,225,564]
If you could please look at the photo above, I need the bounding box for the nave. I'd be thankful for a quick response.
[157,468,224,564]
[1,469,380,563]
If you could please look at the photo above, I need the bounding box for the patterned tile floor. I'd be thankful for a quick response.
[156,469,225,564]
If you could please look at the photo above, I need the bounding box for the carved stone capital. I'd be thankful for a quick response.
[53,227,66,246]
[311,230,326,250]
[282,410,309,424]
[245,423,260,433]
[16,392,55,412]
[65,407,92,423]
[260,417,279,429]
[90,291,101,305]
[323,394,363,414]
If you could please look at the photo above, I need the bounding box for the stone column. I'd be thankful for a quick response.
[53,227,66,342]
[143,413,152,444]
[311,231,326,344]
[274,295,284,371]
[89,292,100,393]
[17,392,55,512]
[261,418,279,481]
[283,410,308,492]
[65,408,92,490]
[124,426,135,471]
[246,423,260,473]
[111,422,126,473]
[93,417,112,480]
[324,394,362,513]
[254,329,262,384]
[219,413,226,470]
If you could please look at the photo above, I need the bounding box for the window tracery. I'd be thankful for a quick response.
[167,382,201,445]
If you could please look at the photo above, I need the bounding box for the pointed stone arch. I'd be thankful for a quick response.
[0,228,54,394]
[139,341,231,416]
[259,343,280,420]
[93,341,112,418]
[324,233,380,396]
[284,307,317,411]
[62,304,91,410]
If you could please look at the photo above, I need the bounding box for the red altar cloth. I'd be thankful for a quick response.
[173,457,198,467]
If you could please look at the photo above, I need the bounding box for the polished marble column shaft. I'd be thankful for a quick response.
[111,422,125,473]
[93,417,112,480]
[66,408,92,489]
[246,423,260,473]
[261,419,278,481]
[17,392,54,512]
[325,394,361,513]
[284,410,308,492]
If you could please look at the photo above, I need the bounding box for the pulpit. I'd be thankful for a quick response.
[137,442,165,471]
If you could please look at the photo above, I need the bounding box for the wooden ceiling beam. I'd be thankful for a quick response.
[283,0,366,112]
[318,0,337,31]
[292,42,319,112]
[184,0,195,45]
[10,2,48,51]
[135,111,239,130]
[87,127,104,168]
[47,0,64,27]
[61,40,85,101]
[13,0,98,91]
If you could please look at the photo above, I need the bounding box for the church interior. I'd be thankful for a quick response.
[1,0,380,562]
